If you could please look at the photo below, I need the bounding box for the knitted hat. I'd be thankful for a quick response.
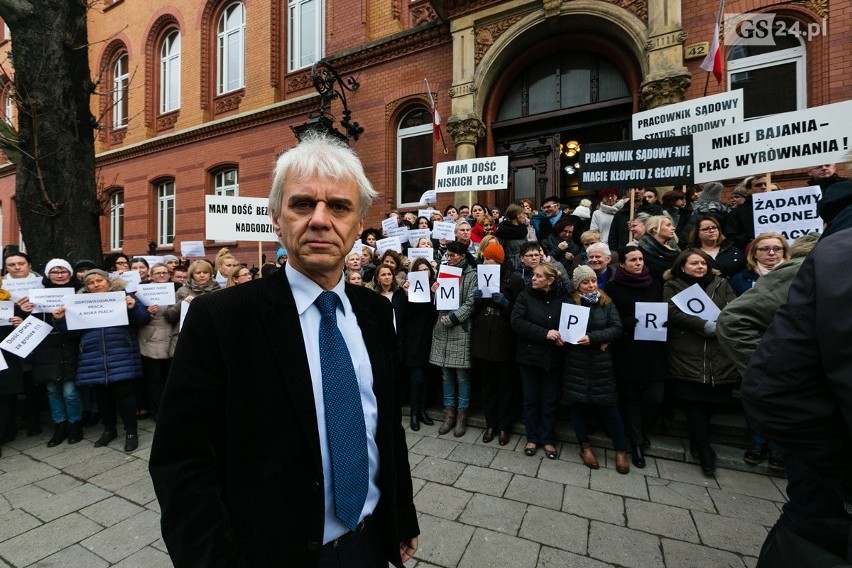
[44,259,73,274]
[480,241,505,264]
[571,265,597,289]
[162,254,179,264]
[573,205,591,220]
[82,269,110,283]
[731,187,750,198]
[698,182,723,204]
[541,195,561,207]
[73,259,98,273]
[276,247,288,261]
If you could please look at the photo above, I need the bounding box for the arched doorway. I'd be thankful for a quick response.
[491,50,633,207]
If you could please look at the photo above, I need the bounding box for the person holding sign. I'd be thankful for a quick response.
[0,279,24,457]
[562,266,627,473]
[730,233,789,297]
[605,246,668,469]
[52,269,151,452]
[510,262,568,459]
[137,264,179,419]
[163,260,221,357]
[430,240,478,438]
[663,250,738,476]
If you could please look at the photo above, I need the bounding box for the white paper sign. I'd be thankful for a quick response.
[181,241,206,257]
[418,209,437,219]
[118,270,141,293]
[477,265,501,298]
[436,265,463,311]
[634,302,668,342]
[671,283,721,322]
[0,350,7,371]
[751,185,822,241]
[63,292,129,330]
[407,248,434,262]
[204,195,279,242]
[376,237,402,256]
[419,190,437,205]
[0,315,52,358]
[381,216,399,233]
[387,226,410,245]
[2,278,43,302]
[408,229,431,246]
[633,90,744,140]
[692,99,852,183]
[140,256,164,268]
[407,271,431,303]
[431,221,456,241]
[434,156,509,193]
[180,299,190,330]
[0,301,14,326]
[135,283,177,306]
[559,303,590,345]
[28,288,74,314]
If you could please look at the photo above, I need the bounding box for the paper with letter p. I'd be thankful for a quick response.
[634,302,668,341]
[559,303,590,344]
[436,265,462,310]
[64,292,129,330]
[407,271,431,303]
[671,284,720,322]
[477,265,500,298]
[28,288,75,314]
[0,315,52,359]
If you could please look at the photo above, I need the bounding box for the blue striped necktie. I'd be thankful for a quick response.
[315,291,369,531]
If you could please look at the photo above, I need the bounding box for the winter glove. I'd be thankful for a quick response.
[472,289,484,303]
[491,292,509,310]
[702,320,717,337]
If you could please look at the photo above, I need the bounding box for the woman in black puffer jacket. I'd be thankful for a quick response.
[563,265,628,474]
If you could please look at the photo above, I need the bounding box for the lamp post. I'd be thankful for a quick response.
[292,61,364,144]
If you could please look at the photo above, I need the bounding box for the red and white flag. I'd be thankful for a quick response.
[701,0,725,83]
[424,78,441,141]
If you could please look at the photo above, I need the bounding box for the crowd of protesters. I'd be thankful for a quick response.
[0,247,275,454]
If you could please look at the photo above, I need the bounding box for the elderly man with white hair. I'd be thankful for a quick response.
[585,242,615,290]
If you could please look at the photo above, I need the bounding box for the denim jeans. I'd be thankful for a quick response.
[441,367,471,410]
[45,380,83,424]
[518,365,560,445]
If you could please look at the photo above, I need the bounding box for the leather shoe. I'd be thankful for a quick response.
[498,431,510,446]
[482,429,494,444]
[615,450,630,475]
[124,433,138,452]
[580,442,599,469]
[94,429,117,448]
[632,445,646,469]
[523,444,538,456]
[698,443,716,476]
[543,445,558,460]
[743,443,767,465]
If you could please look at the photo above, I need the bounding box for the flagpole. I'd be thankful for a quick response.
[703,72,711,97]
[424,79,449,154]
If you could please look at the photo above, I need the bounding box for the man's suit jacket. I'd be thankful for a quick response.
[149,272,419,567]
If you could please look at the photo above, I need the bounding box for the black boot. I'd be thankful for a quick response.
[409,384,421,431]
[124,432,138,452]
[67,422,83,444]
[47,421,67,447]
[409,409,420,431]
[631,445,646,469]
[416,382,434,425]
[94,428,117,448]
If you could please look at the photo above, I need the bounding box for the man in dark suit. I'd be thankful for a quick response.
[149,132,419,567]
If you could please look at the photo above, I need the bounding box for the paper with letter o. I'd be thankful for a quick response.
[477,265,500,298]
[436,265,462,310]
[559,303,590,344]
[431,221,456,241]
[135,283,177,306]
[64,292,129,330]
[0,315,52,359]
[671,283,720,322]
[634,302,668,341]
[407,271,431,303]
[28,287,75,314]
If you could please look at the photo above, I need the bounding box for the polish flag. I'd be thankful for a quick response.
[701,0,725,83]
[425,79,441,141]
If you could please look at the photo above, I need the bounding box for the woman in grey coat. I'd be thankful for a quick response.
[429,241,477,438]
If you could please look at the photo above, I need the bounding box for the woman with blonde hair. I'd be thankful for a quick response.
[165,260,220,357]
[226,264,252,287]
[214,248,237,287]
[638,215,680,288]
[730,232,790,296]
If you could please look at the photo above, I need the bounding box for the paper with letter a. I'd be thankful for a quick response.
[558,303,590,344]
[671,284,720,322]
[407,271,431,304]
[634,302,668,342]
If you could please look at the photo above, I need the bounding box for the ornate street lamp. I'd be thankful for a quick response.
[292,61,364,144]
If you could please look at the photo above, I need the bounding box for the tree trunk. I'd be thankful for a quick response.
[0,0,101,271]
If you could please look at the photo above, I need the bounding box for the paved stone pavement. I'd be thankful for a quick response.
[0,418,787,567]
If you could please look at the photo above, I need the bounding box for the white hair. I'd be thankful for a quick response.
[586,242,611,258]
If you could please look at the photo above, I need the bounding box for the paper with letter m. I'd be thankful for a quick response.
[671,284,720,322]
[559,303,590,344]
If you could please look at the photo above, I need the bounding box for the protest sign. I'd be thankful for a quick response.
[0,316,52,359]
[387,226,410,246]
[436,265,463,310]
[135,283,177,306]
[407,229,431,246]
[692,99,852,183]
[181,241,206,257]
[140,256,164,268]
[0,350,7,372]
[751,185,822,241]
[28,288,74,314]
[633,90,744,140]
[0,301,13,326]
[431,221,456,241]
[559,303,590,344]
[634,302,668,342]
[205,195,279,242]
[407,271,431,303]
[434,156,509,193]
[418,209,437,219]
[419,190,437,205]
[580,136,694,190]
[63,292,129,330]
[671,284,720,322]
[180,300,190,330]
[376,237,402,256]
[407,248,434,262]
[477,265,500,298]
[117,270,141,293]
[1,278,43,302]
[381,216,399,233]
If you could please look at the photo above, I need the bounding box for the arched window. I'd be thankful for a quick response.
[288,0,324,71]
[217,2,245,94]
[156,180,175,246]
[112,53,129,128]
[397,108,433,207]
[160,30,181,113]
[109,190,124,250]
[728,28,805,119]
